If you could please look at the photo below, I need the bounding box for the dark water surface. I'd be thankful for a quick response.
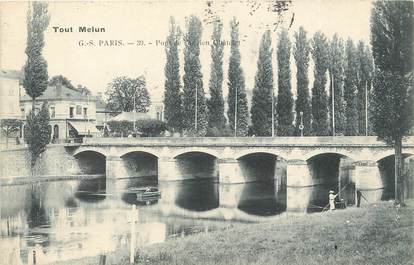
[0,175,393,265]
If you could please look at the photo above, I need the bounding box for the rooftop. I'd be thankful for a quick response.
[0,69,23,80]
[21,84,97,102]
[108,111,151,122]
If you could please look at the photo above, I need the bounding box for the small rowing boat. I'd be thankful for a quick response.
[129,186,161,200]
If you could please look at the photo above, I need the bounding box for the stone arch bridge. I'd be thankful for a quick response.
[66,136,414,190]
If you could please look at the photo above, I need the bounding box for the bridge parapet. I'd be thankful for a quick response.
[81,136,414,147]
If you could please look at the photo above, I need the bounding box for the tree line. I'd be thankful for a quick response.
[164,16,376,137]
[16,0,414,204]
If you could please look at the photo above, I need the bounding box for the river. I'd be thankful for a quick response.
[0,175,391,265]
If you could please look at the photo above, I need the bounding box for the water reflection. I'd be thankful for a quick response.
[238,181,286,216]
[175,179,219,211]
[0,171,396,264]
[75,178,107,203]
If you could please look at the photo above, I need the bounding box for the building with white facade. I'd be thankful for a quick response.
[0,69,22,120]
[147,101,164,121]
[20,82,99,141]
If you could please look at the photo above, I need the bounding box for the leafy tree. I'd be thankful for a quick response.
[294,27,311,136]
[107,120,133,137]
[182,15,208,136]
[227,18,249,136]
[136,119,168,137]
[24,102,51,168]
[107,119,167,137]
[207,18,226,135]
[0,119,23,146]
[276,29,294,136]
[23,2,50,110]
[356,41,374,136]
[105,76,151,113]
[328,34,346,135]
[49,75,76,90]
[251,30,274,136]
[311,31,330,136]
[343,39,359,135]
[370,1,413,204]
[164,17,183,133]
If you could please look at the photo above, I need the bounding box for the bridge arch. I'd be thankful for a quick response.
[236,151,287,160]
[120,150,159,159]
[305,152,355,210]
[172,149,220,159]
[304,150,356,161]
[73,148,108,158]
[74,150,106,175]
[236,152,287,183]
[377,152,414,200]
[120,151,158,179]
[375,151,414,162]
[173,151,219,180]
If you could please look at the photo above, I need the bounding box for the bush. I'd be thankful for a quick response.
[107,120,133,137]
[136,119,168,137]
[107,119,167,137]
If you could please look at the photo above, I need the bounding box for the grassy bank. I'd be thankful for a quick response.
[59,200,413,265]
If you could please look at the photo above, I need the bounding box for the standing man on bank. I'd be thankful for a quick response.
[329,190,338,212]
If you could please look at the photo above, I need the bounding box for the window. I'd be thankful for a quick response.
[69,107,74,118]
[83,108,88,118]
[50,107,55,118]
[53,125,59,139]
[76,105,82,115]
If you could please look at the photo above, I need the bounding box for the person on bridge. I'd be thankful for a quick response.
[329,190,338,212]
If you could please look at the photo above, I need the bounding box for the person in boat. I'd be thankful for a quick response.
[329,190,338,212]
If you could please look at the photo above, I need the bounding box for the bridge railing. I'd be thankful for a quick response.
[80,136,414,147]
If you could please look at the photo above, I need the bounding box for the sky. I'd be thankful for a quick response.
[0,0,373,101]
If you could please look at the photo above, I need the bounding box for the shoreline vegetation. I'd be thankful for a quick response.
[56,200,413,265]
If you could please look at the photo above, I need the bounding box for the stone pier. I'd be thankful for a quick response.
[352,160,383,203]
[286,160,312,211]
[218,158,244,183]
[105,156,128,179]
[158,157,181,181]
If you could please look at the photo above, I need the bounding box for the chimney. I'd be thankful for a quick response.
[56,79,62,97]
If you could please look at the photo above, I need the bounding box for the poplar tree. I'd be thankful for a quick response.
[356,41,374,136]
[164,17,183,133]
[23,2,50,110]
[207,19,226,135]
[311,31,330,136]
[370,1,413,205]
[182,15,208,136]
[227,18,249,136]
[251,30,274,136]
[24,103,51,169]
[343,39,359,136]
[328,34,346,135]
[23,2,51,169]
[276,29,294,136]
[294,27,311,136]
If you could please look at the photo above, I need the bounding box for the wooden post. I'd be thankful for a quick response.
[99,255,107,265]
[129,205,139,264]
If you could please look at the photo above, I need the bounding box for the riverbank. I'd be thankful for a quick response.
[56,200,413,265]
